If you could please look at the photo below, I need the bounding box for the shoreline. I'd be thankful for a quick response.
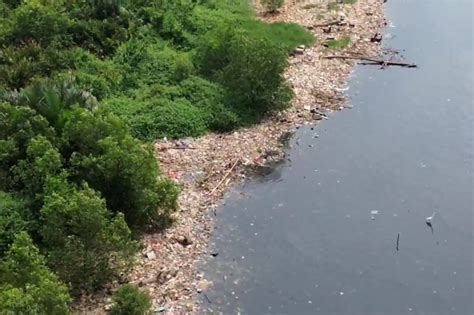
[79,0,386,313]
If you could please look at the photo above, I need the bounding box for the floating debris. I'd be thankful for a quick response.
[426,212,436,233]
[396,233,400,251]
[371,210,379,220]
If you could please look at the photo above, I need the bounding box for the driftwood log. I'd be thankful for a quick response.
[323,55,417,68]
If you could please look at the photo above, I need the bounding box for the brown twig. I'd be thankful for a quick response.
[209,159,241,195]
[323,55,417,68]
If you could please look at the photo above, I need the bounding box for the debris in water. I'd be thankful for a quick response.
[370,210,379,220]
[201,292,212,304]
[396,233,400,251]
[426,212,436,233]
[426,212,436,222]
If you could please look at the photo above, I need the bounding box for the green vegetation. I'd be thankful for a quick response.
[0,0,313,140]
[111,284,152,315]
[0,0,313,312]
[325,37,352,49]
[0,232,71,314]
[0,79,174,302]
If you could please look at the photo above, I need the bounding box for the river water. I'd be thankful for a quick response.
[199,1,473,314]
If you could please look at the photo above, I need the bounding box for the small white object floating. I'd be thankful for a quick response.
[426,212,436,223]
[370,210,379,220]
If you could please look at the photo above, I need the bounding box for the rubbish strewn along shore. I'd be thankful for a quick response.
[79,0,387,313]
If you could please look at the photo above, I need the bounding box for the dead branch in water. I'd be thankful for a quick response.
[323,55,417,68]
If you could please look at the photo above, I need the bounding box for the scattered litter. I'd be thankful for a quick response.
[76,0,387,312]
[146,251,156,260]
[156,306,166,313]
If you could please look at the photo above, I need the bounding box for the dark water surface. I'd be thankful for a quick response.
[199,1,473,314]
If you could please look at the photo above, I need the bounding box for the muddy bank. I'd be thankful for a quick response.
[78,0,388,313]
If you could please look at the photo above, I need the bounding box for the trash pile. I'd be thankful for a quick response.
[77,0,386,313]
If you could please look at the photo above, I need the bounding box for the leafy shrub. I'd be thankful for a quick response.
[198,28,293,117]
[104,97,208,140]
[0,232,71,314]
[0,102,55,187]
[0,192,27,257]
[62,49,125,100]
[11,136,63,211]
[110,284,151,315]
[3,2,71,47]
[61,107,178,227]
[40,177,137,294]
[179,77,239,131]
[0,44,73,89]
[2,78,98,130]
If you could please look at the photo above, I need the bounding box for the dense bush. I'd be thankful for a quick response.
[104,97,208,140]
[0,232,71,314]
[65,111,180,225]
[0,80,178,300]
[0,0,313,139]
[1,82,178,227]
[40,177,136,294]
[110,284,151,315]
[197,28,293,120]
[0,192,27,257]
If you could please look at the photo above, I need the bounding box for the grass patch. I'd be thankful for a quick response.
[240,20,315,52]
[325,37,351,49]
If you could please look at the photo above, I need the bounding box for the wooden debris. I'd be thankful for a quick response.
[323,55,418,68]
[209,159,241,195]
